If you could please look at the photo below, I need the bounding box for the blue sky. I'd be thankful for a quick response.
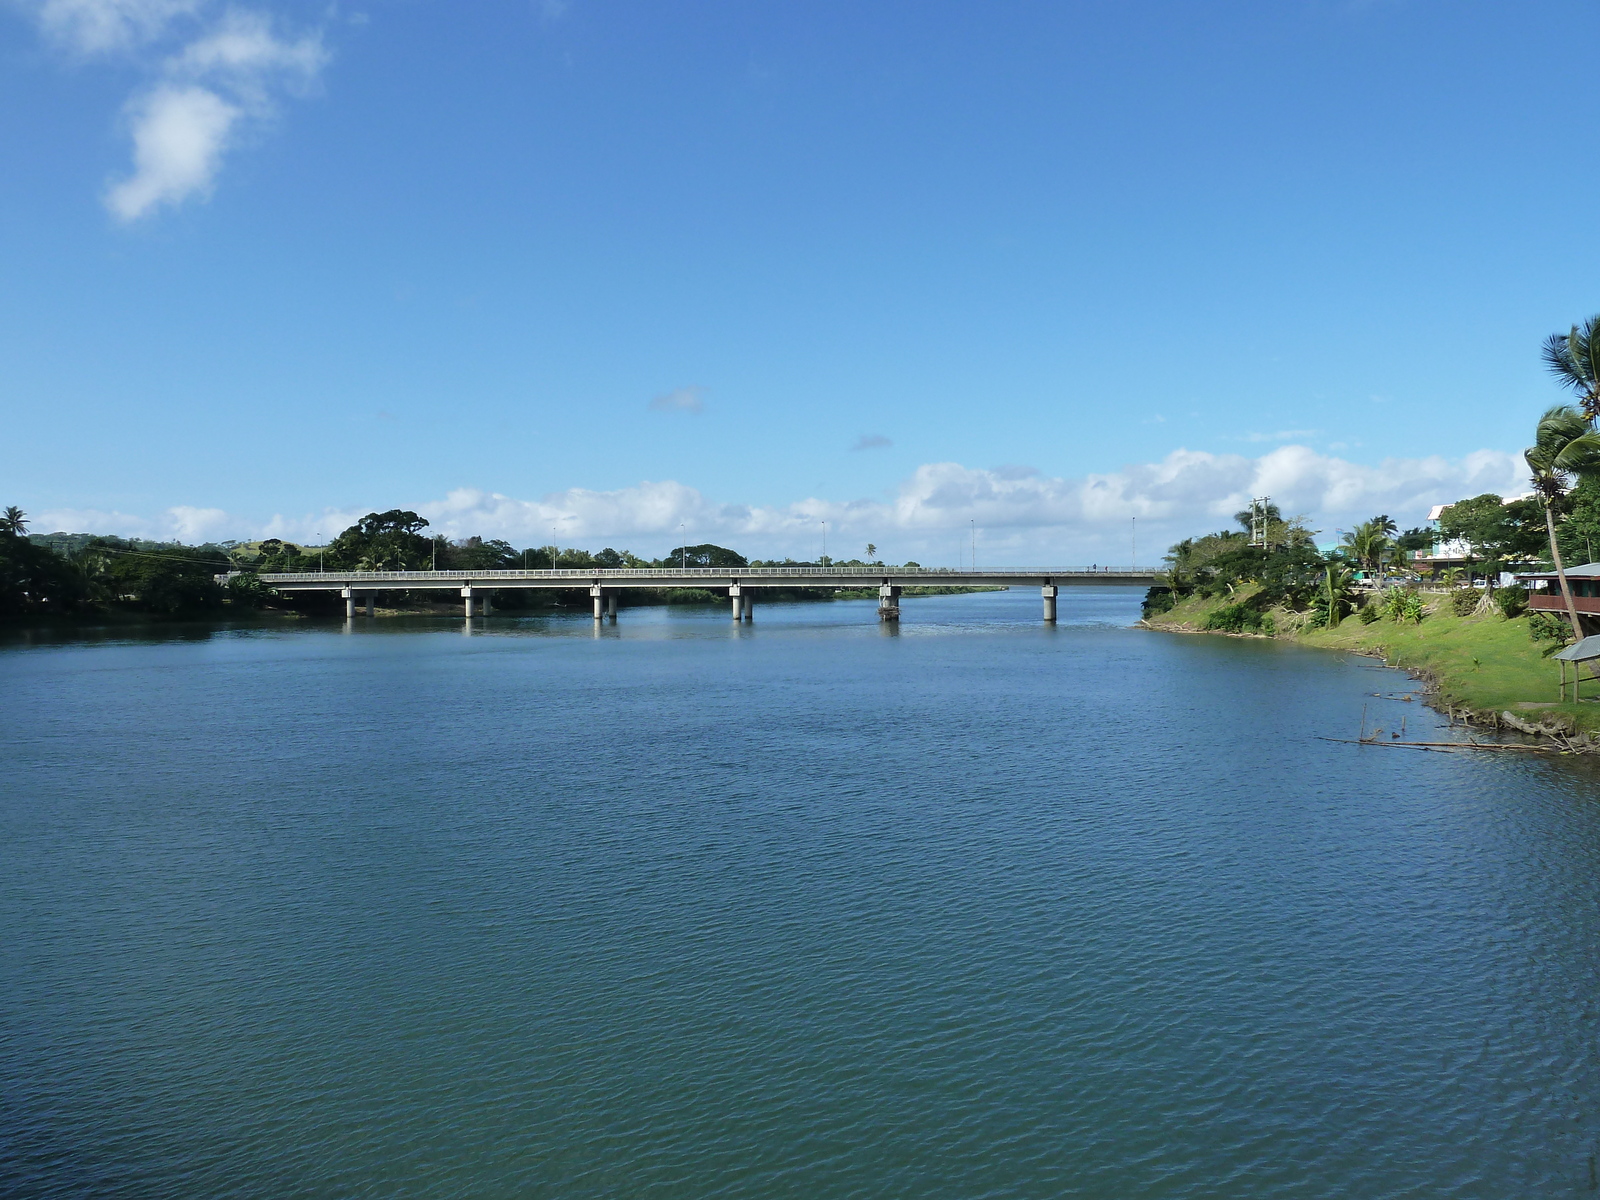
[2,0,1596,563]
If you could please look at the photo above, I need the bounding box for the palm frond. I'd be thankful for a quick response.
[1553,429,1600,475]
[1535,403,1589,450]
[1544,331,1585,390]
[1579,315,1600,381]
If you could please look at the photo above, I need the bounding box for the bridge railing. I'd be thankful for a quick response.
[245,566,1153,582]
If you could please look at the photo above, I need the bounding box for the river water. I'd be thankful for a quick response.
[3,588,1599,1198]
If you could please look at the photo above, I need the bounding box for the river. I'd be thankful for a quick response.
[3,588,1598,1197]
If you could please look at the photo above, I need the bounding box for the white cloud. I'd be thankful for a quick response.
[163,504,233,541]
[648,386,706,414]
[104,9,325,220]
[32,445,1529,564]
[104,84,239,220]
[168,7,323,82]
[32,504,360,544]
[29,0,202,54]
[13,1,327,220]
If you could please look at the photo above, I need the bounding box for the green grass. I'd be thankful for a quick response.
[1148,590,1600,733]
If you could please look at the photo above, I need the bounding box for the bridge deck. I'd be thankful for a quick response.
[249,567,1157,591]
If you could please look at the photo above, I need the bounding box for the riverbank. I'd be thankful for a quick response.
[1143,588,1600,745]
[1,585,1006,626]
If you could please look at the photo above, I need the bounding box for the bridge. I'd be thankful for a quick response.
[245,566,1159,622]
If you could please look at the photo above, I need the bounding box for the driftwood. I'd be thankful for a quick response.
[1317,736,1548,753]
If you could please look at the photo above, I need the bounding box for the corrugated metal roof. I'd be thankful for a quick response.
[1553,634,1600,662]
[1516,563,1600,580]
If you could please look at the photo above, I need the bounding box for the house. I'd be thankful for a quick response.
[1515,563,1600,633]
[1410,495,1537,581]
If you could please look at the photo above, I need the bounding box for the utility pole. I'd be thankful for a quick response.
[1132,516,1137,568]
[971,520,976,572]
[821,520,827,563]
[1248,497,1270,548]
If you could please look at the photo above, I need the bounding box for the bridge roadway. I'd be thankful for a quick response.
[248,566,1158,622]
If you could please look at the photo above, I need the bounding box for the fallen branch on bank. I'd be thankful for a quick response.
[1316,736,1549,753]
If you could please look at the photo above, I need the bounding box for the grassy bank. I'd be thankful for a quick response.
[1145,589,1600,739]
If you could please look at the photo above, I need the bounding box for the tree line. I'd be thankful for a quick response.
[0,504,911,618]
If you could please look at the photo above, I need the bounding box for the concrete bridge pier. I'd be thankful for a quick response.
[606,591,618,620]
[342,587,355,619]
[878,584,901,622]
[1042,584,1058,622]
[743,591,753,621]
[461,585,479,618]
[590,585,605,621]
[728,584,743,621]
[365,592,376,618]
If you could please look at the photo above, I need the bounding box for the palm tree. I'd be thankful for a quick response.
[1525,404,1600,639]
[1319,559,1355,628]
[1,506,25,536]
[1340,519,1390,578]
[1543,315,1600,420]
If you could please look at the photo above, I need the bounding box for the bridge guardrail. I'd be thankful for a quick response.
[238,566,1154,582]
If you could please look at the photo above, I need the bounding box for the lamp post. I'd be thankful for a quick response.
[680,523,686,570]
[970,520,975,572]
[1131,516,1136,569]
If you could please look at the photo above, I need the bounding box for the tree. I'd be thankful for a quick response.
[1339,519,1391,576]
[90,541,227,613]
[1394,526,1434,555]
[1553,475,1600,567]
[1525,404,1600,639]
[1318,559,1356,628]
[326,510,433,571]
[450,537,519,570]
[1543,314,1600,420]
[663,544,748,568]
[1,506,26,537]
[1436,493,1545,606]
[865,543,877,559]
[0,533,83,614]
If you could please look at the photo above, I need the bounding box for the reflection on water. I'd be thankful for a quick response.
[3,588,1599,1198]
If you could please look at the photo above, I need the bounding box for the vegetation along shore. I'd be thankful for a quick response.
[1140,312,1600,750]
[0,506,989,621]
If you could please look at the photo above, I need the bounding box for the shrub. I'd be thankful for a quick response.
[1494,586,1528,619]
[1357,603,1381,625]
[1204,601,1268,634]
[1450,589,1479,616]
[1529,610,1574,644]
[225,573,274,608]
[1142,587,1175,618]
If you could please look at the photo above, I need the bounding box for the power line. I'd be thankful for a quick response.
[52,543,237,569]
